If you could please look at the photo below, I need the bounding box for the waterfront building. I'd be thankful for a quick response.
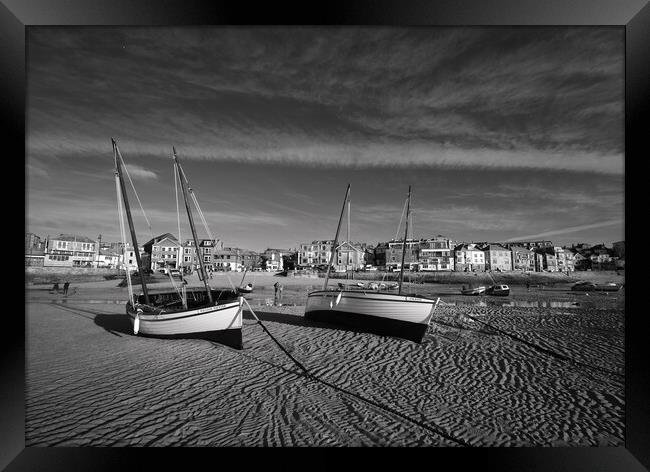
[385,238,420,271]
[454,243,486,272]
[554,246,575,273]
[333,241,366,271]
[373,242,388,269]
[263,248,290,271]
[509,245,535,271]
[298,240,333,268]
[534,246,558,272]
[180,239,217,272]
[482,243,513,272]
[419,237,455,271]
[44,234,97,267]
[143,233,180,271]
[214,247,261,271]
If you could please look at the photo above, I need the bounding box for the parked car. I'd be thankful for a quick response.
[571,281,596,291]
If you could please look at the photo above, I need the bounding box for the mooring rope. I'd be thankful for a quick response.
[240,298,472,447]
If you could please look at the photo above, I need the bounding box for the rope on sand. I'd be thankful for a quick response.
[240,298,472,447]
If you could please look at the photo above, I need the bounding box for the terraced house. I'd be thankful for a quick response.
[482,243,512,271]
[385,238,420,271]
[534,246,558,272]
[508,245,535,271]
[454,243,485,271]
[333,241,366,271]
[419,237,455,271]
[181,239,217,272]
[143,233,180,271]
[214,247,261,271]
[44,234,97,267]
[263,248,289,271]
[298,240,333,268]
[554,246,575,273]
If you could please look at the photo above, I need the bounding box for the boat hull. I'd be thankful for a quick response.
[305,290,437,343]
[126,297,244,349]
[461,287,486,295]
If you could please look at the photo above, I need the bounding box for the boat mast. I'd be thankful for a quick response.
[323,184,351,290]
[398,186,412,295]
[172,147,214,304]
[112,138,150,304]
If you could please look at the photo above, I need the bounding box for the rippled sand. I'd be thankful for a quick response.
[25,288,624,447]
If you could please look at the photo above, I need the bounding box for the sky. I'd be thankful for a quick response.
[26,27,624,252]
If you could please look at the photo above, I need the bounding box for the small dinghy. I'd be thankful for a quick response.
[237,283,254,294]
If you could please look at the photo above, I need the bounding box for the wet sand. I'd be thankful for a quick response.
[25,275,624,446]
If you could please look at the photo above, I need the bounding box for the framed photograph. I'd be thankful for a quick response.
[7,0,647,469]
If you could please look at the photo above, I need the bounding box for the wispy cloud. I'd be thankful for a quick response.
[27,27,623,174]
[124,164,158,181]
[503,219,624,241]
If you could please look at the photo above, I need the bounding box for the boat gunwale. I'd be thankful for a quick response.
[127,299,241,321]
[306,289,438,304]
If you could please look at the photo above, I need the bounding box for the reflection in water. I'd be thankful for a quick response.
[439,300,581,308]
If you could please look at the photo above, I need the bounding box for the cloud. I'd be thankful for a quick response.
[502,219,624,241]
[124,164,158,181]
[26,27,623,175]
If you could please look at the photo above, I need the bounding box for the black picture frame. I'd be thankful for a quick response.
[7,0,647,470]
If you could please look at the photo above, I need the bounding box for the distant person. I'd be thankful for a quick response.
[526,281,530,291]
[52,282,60,293]
[63,281,70,295]
[274,282,283,305]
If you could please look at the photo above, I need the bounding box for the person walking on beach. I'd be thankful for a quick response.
[63,281,70,295]
[274,282,283,306]
[526,281,530,291]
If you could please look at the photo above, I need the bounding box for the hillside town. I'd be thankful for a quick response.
[25,231,625,275]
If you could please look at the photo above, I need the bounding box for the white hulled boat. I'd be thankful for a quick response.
[113,139,243,348]
[304,185,439,343]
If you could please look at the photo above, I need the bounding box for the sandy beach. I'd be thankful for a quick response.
[25,273,624,447]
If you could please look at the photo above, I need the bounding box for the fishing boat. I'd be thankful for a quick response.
[485,284,510,296]
[112,139,243,349]
[305,185,439,343]
[460,285,486,295]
